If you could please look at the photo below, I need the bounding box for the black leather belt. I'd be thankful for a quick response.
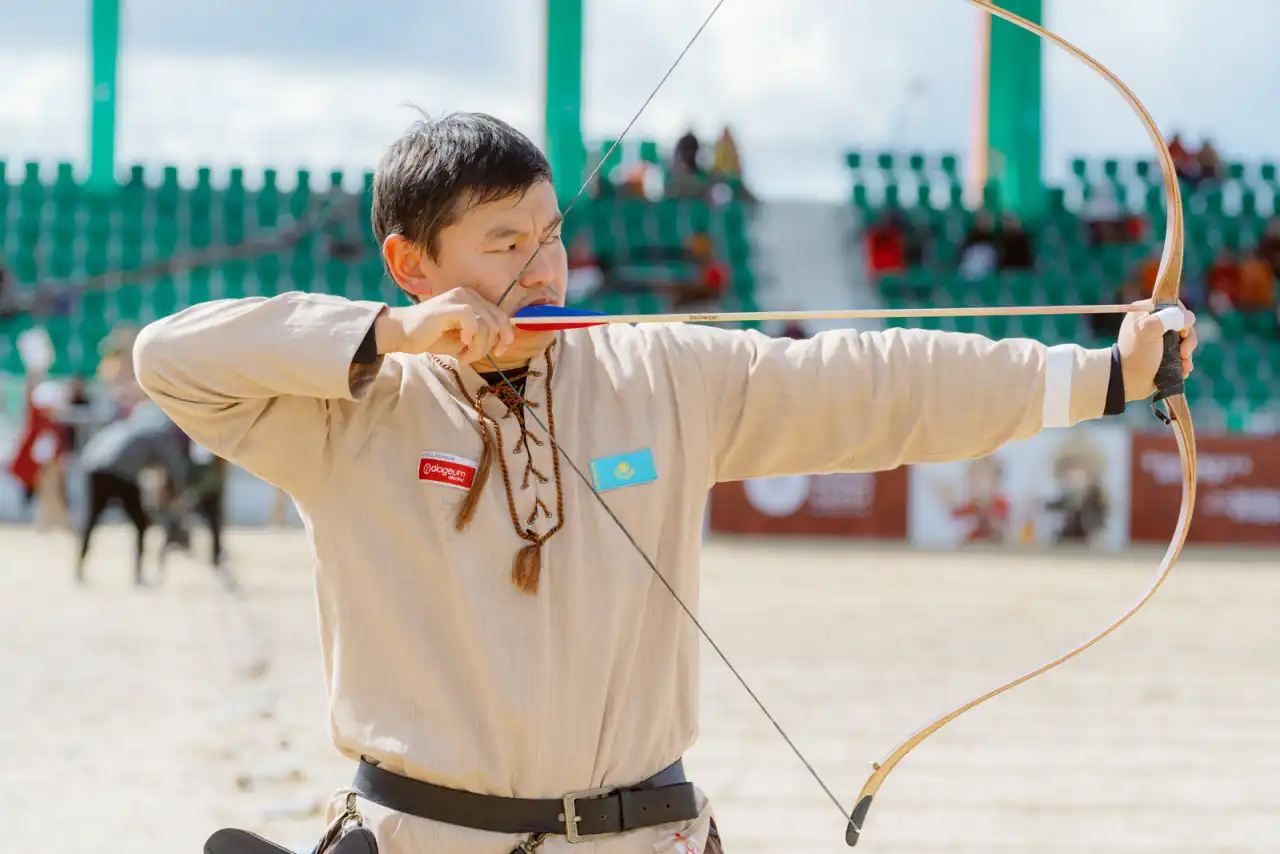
[352,758,698,843]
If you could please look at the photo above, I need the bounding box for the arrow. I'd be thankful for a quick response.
[512,302,1151,331]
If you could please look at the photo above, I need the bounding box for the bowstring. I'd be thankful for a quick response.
[494,0,731,309]
[479,0,853,828]
[484,353,850,825]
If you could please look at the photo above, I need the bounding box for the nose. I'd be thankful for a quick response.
[518,243,558,290]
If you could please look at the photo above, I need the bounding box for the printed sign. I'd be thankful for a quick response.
[908,423,1132,549]
[1130,434,1280,543]
[708,469,908,537]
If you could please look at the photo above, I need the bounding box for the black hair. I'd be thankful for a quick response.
[372,110,554,263]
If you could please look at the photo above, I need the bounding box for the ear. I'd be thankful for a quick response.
[382,234,436,298]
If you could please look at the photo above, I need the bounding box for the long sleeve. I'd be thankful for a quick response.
[132,291,387,495]
[678,325,1111,483]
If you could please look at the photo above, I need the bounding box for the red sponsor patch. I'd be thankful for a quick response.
[418,452,478,490]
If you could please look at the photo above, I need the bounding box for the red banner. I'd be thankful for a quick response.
[708,469,908,537]
[1130,434,1280,544]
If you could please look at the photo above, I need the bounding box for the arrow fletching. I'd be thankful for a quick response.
[513,304,609,330]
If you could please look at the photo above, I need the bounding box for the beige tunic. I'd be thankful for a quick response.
[132,292,1111,853]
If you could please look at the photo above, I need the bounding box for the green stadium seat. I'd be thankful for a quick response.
[1196,340,1225,375]
[150,275,178,320]
[256,255,282,296]
[222,259,249,300]
[1245,376,1270,409]
[188,267,213,304]
[1211,376,1237,409]
[940,154,960,184]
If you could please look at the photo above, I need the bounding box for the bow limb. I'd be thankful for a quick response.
[846,1,1197,846]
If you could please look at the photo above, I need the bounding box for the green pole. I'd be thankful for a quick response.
[984,0,1042,216]
[544,0,585,204]
[89,0,121,192]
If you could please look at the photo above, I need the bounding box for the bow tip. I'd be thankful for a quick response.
[845,795,874,847]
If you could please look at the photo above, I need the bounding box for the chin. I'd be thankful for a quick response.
[510,326,558,352]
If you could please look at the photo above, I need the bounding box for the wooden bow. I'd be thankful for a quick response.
[845,1,1198,845]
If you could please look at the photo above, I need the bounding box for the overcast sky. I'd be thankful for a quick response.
[0,0,1275,200]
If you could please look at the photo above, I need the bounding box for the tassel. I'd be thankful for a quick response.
[455,424,495,531]
[511,542,542,594]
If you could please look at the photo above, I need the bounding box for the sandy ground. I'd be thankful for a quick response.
[1,524,1277,854]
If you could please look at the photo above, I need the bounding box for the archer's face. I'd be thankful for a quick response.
[395,179,569,360]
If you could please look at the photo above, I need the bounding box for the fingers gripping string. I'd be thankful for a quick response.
[494,0,731,310]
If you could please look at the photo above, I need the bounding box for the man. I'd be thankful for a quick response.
[75,399,190,586]
[133,112,1196,854]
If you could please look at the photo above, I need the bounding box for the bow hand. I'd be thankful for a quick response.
[1115,302,1197,408]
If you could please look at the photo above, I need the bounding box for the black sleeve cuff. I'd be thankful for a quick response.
[1103,343,1126,416]
[352,316,380,365]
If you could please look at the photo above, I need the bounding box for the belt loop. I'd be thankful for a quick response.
[617,788,637,831]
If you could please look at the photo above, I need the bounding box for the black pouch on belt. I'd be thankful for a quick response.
[204,793,377,854]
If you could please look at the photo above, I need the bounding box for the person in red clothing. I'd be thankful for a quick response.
[673,232,728,309]
[1205,250,1244,314]
[7,377,71,525]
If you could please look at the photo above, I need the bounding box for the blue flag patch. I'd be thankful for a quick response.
[590,448,658,492]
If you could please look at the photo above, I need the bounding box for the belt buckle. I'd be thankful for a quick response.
[560,786,615,843]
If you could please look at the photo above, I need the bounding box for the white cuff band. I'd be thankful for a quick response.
[1042,344,1075,428]
[1154,306,1184,332]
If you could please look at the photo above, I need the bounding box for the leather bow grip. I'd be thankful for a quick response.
[1150,304,1186,422]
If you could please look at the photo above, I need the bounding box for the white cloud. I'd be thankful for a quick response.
[0,0,1276,201]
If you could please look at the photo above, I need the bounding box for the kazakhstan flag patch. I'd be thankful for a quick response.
[590,448,658,492]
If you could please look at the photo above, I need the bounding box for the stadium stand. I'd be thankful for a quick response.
[848,150,1280,433]
[0,140,760,379]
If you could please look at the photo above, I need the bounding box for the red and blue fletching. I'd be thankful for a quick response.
[513,304,608,330]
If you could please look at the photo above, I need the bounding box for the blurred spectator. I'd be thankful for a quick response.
[1205,250,1243,314]
[7,376,71,528]
[779,320,809,339]
[710,126,741,180]
[1169,133,1200,184]
[674,129,701,176]
[667,129,705,198]
[996,213,1035,271]
[673,232,727,309]
[864,212,910,276]
[1130,251,1161,300]
[1237,254,1277,312]
[566,233,605,301]
[0,257,12,318]
[1081,183,1144,245]
[1258,217,1280,276]
[1203,246,1279,333]
[1196,138,1225,183]
[958,211,1000,280]
[710,125,756,204]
